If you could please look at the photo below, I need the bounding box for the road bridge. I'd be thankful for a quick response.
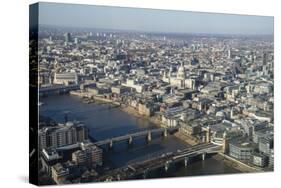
[39,84,79,96]
[93,127,179,149]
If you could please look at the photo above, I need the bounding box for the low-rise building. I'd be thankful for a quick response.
[251,152,268,167]
[253,126,273,143]
[138,102,157,116]
[229,139,255,160]
[161,107,186,127]
[179,122,201,135]
[259,136,273,156]
[111,86,130,96]
[54,72,78,85]
[51,162,71,184]
[268,149,274,169]
[87,86,111,96]
[39,122,88,150]
[72,144,103,167]
[41,149,62,175]
[122,79,145,93]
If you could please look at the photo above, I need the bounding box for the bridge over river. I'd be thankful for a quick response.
[96,143,222,181]
[94,127,179,149]
[55,127,179,151]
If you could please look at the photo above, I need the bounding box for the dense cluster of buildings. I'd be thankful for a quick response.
[39,121,89,150]
[38,26,274,183]
[38,121,103,184]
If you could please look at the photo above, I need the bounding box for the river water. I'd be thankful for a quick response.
[39,95,240,178]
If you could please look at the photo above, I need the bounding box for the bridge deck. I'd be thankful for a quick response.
[94,127,178,146]
[96,143,222,181]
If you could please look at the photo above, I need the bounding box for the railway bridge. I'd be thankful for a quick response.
[96,143,222,181]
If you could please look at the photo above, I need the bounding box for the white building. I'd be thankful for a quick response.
[122,79,144,93]
[53,72,78,85]
[162,62,196,89]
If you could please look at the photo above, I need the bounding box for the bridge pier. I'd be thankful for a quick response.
[108,140,113,149]
[147,131,151,142]
[202,135,206,143]
[94,127,179,150]
[206,126,210,143]
[165,161,170,172]
[222,132,228,154]
[202,152,206,161]
[116,174,120,181]
[128,136,133,145]
[142,169,148,179]
[163,128,168,138]
[184,157,189,167]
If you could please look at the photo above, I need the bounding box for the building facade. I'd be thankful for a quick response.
[229,141,254,160]
[39,122,88,150]
[72,144,103,167]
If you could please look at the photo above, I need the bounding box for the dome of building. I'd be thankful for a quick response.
[216,111,226,117]
[66,121,74,127]
[177,62,186,79]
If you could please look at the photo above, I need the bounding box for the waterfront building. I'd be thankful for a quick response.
[229,140,255,160]
[138,102,156,116]
[41,149,62,175]
[111,86,130,96]
[39,122,88,150]
[251,152,268,167]
[77,124,89,142]
[258,136,273,156]
[53,72,78,85]
[51,162,75,184]
[161,114,179,127]
[252,126,272,142]
[251,123,267,140]
[268,149,274,169]
[39,84,80,97]
[122,79,145,93]
[161,106,187,127]
[72,144,103,167]
[179,122,201,136]
[87,86,111,96]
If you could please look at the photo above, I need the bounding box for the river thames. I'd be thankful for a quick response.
[39,95,240,178]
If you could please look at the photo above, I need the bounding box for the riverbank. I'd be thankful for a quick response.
[70,94,261,174]
[112,102,263,173]
[70,91,121,105]
[41,94,244,177]
[78,97,200,146]
[173,132,199,146]
[120,105,163,124]
[119,106,200,146]
[214,153,263,173]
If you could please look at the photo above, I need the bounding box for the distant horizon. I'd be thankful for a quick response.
[37,2,274,36]
[39,24,274,37]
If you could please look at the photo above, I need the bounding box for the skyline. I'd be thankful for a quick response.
[31,2,274,185]
[38,2,274,36]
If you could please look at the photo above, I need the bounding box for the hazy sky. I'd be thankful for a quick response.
[38,2,274,35]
